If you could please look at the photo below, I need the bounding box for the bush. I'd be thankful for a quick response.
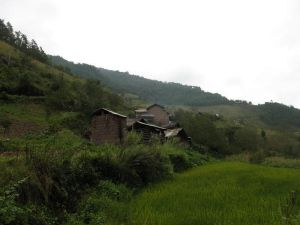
[71,144,173,187]
[249,150,266,164]
[121,147,173,186]
[160,142,207,172]
[64,181,132,225]
[125,131,142,146]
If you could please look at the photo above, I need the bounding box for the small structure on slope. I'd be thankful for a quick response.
[90,108,127,145]
[164,128,192,146]
[129,120,166,144]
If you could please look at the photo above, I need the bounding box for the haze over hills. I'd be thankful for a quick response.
[49,55,230,107]
[49,55,300,131]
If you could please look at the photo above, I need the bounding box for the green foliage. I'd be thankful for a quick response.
[49,55,229,106]
[0,178,29,225]
[249,149,266,164]
[175,110,229,154]
[0,19,48,63]
[0,129,207,224]
[0,38,127,116]
[258,103,300,130]
[281,191,300,225]
[64,181,132,225]
[48,112,88,135]
[128,162,300,225]
[263,157,300,169]
[125,131,143,146]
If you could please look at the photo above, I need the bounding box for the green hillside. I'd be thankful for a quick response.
[49,55,229,106]
[0,41,126,117]
[49,56,300,131]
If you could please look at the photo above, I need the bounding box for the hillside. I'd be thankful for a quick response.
[175,103,300,131]
[49,55,229,106]
[2,18,300,225]
[0,39,128,138]
[49,55,300,131]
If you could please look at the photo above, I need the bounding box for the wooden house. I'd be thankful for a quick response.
[90,108,127,145]
[129,120,166,144]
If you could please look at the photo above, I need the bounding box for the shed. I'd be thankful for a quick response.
[129,121,166,143]
[90,108,127,145]
[164,128,192,146]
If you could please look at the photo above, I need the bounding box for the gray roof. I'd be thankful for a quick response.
[135,108,147,113]
[134,121,166,130]
[92,108,127,118]
[147,104,165,110]
[164,128,183,138]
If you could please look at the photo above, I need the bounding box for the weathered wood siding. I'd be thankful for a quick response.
[147,105,169,126]
[90,114,127,145]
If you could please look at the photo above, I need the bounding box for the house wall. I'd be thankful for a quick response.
[147,105,169,126]
[90,114,127,145]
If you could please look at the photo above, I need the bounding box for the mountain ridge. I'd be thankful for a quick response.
[49,55,231,107]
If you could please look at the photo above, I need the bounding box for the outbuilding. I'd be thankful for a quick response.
[164,128,192,146]
[90,108,127,145]
[129,120,166,144]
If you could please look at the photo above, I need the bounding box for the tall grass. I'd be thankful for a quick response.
[0,130,206,225]
[128,162,300,225]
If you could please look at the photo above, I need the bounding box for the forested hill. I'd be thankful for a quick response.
[49,55,229,106]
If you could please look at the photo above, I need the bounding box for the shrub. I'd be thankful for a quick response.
[64,181,132,225]
[280,191,300,225]
[160,142,206,172]
[125,131,142,146]
[122,147,173,186]
[0,178,28,225]
[249,150,266,164]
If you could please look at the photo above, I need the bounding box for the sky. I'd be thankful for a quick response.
[1,0,300,107]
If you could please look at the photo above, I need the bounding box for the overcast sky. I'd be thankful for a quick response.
[1,0,300,107]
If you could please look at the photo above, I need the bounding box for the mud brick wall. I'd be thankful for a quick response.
[90,114,127,145]
[147,106,169,126]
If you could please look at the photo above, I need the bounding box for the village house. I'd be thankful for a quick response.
[90,108,127,145]
[89,105,191,146]
[135,108,155,123]
[135,104,170,126]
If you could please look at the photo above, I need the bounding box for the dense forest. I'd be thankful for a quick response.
[49,56,230,106]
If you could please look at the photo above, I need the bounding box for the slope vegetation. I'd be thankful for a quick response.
[49,55,229,106]
[128,162,300,225]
